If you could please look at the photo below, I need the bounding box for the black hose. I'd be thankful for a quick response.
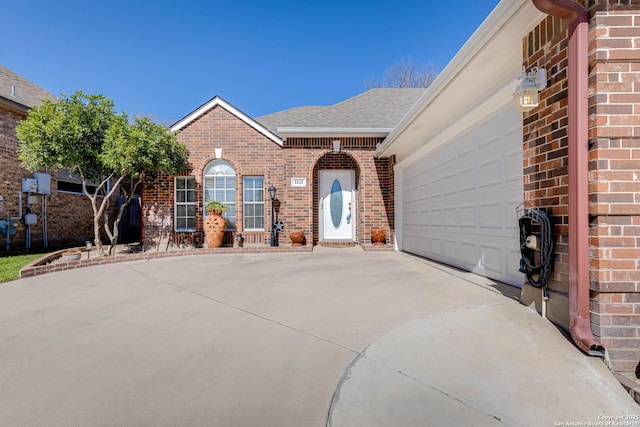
[518,207,554,289]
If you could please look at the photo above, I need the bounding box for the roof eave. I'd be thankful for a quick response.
[0,95,29,115]
[374,0,545,159]
[277,127,394,138]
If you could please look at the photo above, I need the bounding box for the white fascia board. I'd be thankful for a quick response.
[277,127,394,137]
[375,0,544,159]
[171,96,283,146]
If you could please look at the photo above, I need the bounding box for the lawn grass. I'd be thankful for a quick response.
[0,253,45,283]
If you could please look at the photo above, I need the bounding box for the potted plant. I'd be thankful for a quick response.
[204,200,228,248]
[371,228,386,246]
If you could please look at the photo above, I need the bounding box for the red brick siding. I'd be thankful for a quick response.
[0,107,106,251]
[142,105,394,248]
[587,2,640,374]
[524,1,640,373]
[523,14,571,298]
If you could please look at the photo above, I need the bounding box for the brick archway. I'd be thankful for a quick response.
[312,152,361,245]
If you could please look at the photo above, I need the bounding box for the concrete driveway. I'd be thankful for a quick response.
[0,248,637,426]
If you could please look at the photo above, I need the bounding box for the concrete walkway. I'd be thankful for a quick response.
[0,248,637,426]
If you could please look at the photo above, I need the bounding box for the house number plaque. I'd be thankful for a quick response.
[291,178,306,187]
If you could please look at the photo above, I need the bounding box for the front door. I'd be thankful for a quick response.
[319,170,355,241]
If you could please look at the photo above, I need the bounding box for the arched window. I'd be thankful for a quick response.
[203,160,236,230]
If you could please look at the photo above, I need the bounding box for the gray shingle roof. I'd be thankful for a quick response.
[256,88,426,134]
[256,106,327,134]
[0,65,57,110]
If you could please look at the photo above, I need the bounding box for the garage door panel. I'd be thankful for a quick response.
[458,204,477,228]
[478,202,504,229]
[401,106,523,286]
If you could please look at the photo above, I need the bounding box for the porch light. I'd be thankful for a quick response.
[268,185,276,201]
[514,66,547,112]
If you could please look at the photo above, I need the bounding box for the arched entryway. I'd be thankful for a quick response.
[312,152,361,245]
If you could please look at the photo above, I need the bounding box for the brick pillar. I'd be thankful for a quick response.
[587,3,640,374]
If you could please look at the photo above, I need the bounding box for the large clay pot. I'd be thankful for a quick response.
[205,213,226,248]
[290,230,305,247]
[371,228,386,246]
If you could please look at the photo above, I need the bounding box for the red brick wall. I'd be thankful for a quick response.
[587,1,640,374]
[523,0,640,374]
[0,107,102,251]
[141,105,394,248]
[522,13,572,326]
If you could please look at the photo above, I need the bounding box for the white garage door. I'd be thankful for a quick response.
[401,106,523,286]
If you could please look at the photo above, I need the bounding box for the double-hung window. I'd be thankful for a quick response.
[243,176,264,230]
[175,176,196,231]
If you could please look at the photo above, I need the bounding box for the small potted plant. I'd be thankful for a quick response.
[204,200,228,248]
[371,228,386,246]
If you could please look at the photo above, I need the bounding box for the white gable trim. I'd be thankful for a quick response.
[170,96,283,146]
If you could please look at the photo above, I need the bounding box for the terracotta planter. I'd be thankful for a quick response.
[204,213,226,248]
[290,230,305,247]
[371,228,386,246]
[61,251,82,262]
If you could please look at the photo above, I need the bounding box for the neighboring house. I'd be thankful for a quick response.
[0,65,101,251]
[141,88,425,249]
[377,0,640,376]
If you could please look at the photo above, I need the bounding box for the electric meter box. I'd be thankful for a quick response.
[22,178,38,193]
[34,173,51,195]
[24,213,37,225]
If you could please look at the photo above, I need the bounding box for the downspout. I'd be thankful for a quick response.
[531,0,605,356]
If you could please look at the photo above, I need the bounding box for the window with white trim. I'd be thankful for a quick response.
[175,176,196,231]
[203,160,236,230]
[243,176,264,230]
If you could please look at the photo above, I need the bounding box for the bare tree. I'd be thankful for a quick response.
[365,57,439,89]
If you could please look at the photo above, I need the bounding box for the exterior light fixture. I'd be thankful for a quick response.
[268,186,277,246]
[514,66,547,112]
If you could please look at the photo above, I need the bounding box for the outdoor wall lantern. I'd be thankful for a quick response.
[269,185,277,247]
[514,66,547,112]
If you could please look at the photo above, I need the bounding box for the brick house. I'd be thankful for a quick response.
[378,0,640,378]
[141,89,425,250]
[0,65,102,251]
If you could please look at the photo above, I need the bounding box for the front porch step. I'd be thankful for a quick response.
[318,240,357,248]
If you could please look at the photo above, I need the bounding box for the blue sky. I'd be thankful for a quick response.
[2,1,500,125]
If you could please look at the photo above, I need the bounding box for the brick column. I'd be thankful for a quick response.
[587,4,640,374]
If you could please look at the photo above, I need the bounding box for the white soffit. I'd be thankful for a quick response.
[376,0,545,162]
[171,96,283,146]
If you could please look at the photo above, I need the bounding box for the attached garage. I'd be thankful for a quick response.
[401,106,523,286]
[376,1,545,287]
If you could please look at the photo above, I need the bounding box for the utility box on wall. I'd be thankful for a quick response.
[22,178,38,193]
[34,173,51,195]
